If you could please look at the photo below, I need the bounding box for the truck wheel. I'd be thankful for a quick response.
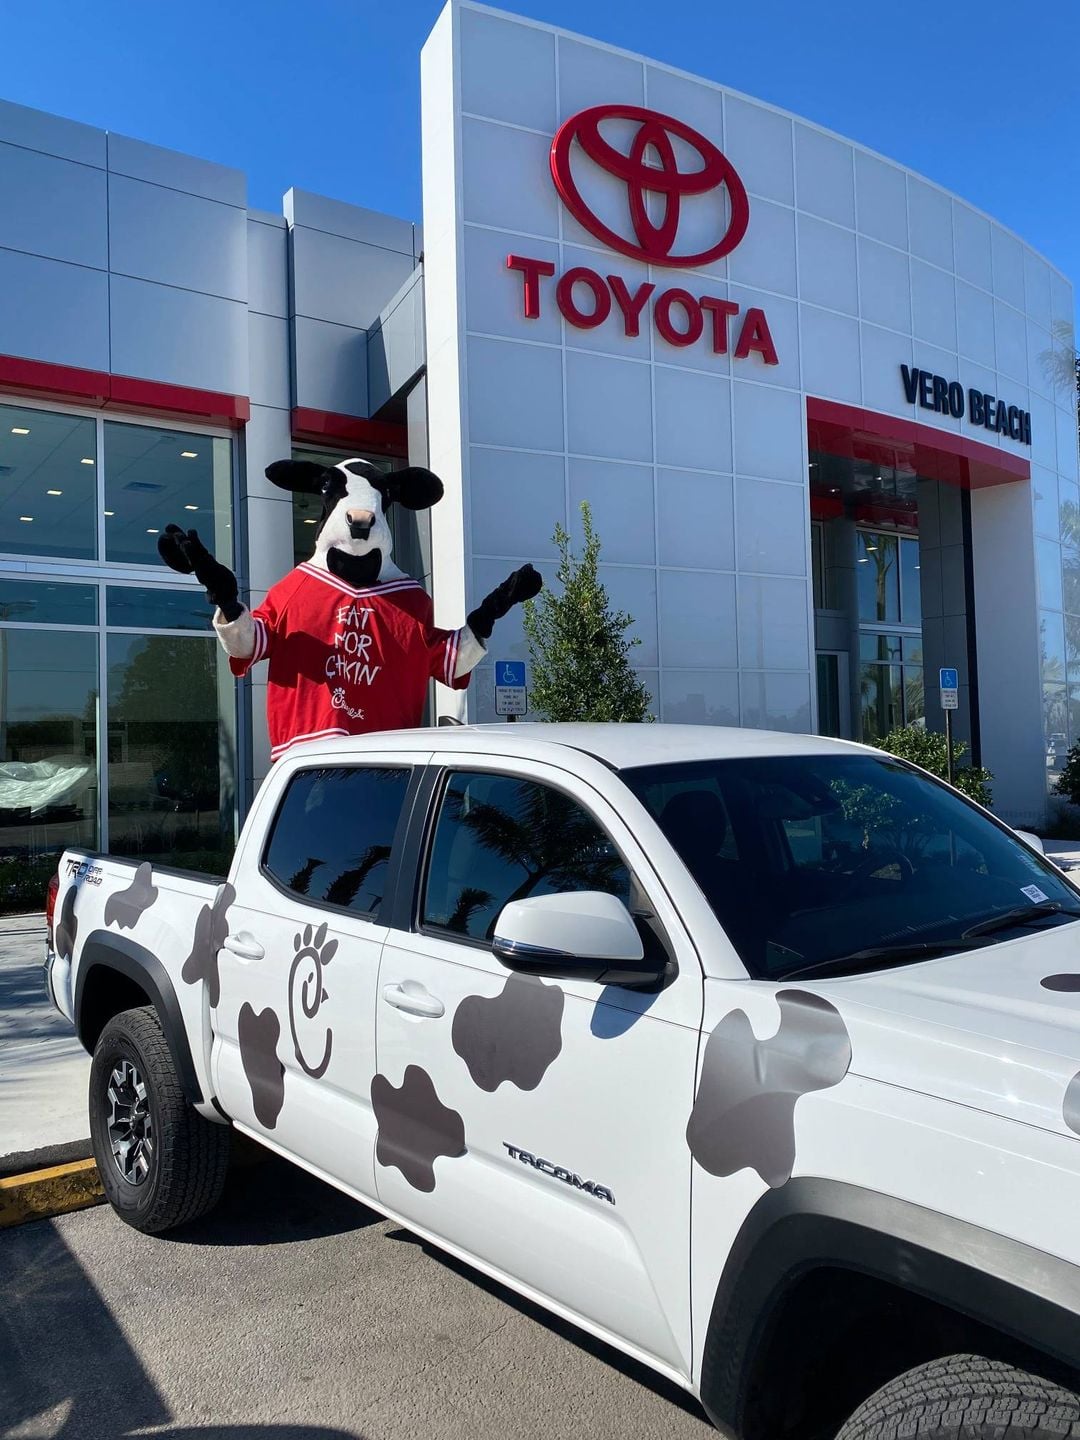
[89,1006,229,1234]
[836,1354,1080,1438]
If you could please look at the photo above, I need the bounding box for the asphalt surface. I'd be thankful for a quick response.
[0,1151,713,1440]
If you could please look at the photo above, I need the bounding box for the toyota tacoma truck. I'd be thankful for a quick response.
[45,724,1080,1439]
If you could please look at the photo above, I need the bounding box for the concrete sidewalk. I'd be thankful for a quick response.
[1042,840,1080,872]
[0,913,90,1173]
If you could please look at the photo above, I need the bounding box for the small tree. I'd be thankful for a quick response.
[522,502,652,722]
[874,724,993,807]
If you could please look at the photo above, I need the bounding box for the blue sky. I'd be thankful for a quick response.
[4,0,1078,305]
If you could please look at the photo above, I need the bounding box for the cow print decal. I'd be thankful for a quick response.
[238,1002,285,1129]
[55,885,78,961]
[181,882,236,1008]
[103,862,158,930]
[451,973,564,1092]
[1065,1072,1080,1136]
[371,1066,466,1192]
[686,989,852,1189]
[289,922,337,1079]
[1041,974,1080,992]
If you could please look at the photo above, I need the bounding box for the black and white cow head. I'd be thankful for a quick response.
[266,457,444,588]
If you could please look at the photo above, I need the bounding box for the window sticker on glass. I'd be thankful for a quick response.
[1022,884,1050,904]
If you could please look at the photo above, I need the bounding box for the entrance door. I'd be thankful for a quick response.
[815,651,850,738]
[373,756,703,1374]
[212,755,416,1200]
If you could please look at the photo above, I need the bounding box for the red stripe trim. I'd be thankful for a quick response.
[291,407,408,458]
[806,397,1030,489]
[0,352,249,427]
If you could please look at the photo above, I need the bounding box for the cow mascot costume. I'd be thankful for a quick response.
[156,458,542,758]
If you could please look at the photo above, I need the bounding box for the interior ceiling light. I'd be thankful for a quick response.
[81,457,94,466]
[866,544,878,552]
[104,510,114,516]
[180,451,198,459]
[184,504,198,511]
[19,515,33,521]
[858,557,869,563]
[303,518,317,525]
[46,489,62,496]
[146,527,159,534]
[11,427,29,435]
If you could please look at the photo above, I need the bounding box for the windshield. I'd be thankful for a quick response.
[624,752,1080,980]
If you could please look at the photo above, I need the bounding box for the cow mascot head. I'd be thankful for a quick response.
[157,458,541,761]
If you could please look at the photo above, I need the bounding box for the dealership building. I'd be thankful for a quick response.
[0,0,1076,888]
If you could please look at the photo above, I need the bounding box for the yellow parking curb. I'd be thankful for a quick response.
[0,1159,104,1229]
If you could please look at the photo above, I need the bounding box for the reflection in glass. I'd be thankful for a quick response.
[107,634,234,869]
[1036,538,1064,612]
[263,766,410,916]
[816,654,842,737]
[1044,683,1069,791]
[423,772,631,942]
[107,586,214,632]
[0,628,98,897]
[0,578,96,627]
[859,662,902,741]
[0,403,98,560]
[857,532,900,624]
[1041,610,1067,683]
[1063,546,1080,617]
[900,536,921,624]
[104,424,232,567]
[1061,479,1080,549]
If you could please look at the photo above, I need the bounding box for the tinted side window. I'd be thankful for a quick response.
[263,766,410,917]
[422,771,631,942]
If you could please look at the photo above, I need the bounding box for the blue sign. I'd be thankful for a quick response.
[496,660,526,688]
[939,668,958,691]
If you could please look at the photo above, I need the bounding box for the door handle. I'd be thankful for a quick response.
[223,933,265,961]
[382,981,445,1019]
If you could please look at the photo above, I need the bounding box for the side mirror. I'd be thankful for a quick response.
[1014,829,1046,855]
[492,891,663,989]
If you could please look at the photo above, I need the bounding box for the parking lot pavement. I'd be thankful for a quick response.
[0,1152,713,1440]
[0,914,91,1170]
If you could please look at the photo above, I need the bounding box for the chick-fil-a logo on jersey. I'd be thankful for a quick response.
[505,103,778,365]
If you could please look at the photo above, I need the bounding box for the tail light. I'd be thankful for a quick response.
[45,873,59,948]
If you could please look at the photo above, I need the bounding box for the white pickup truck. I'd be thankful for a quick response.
[45,724,1080,1440]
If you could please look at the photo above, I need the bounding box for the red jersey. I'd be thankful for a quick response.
[230,563,472,761]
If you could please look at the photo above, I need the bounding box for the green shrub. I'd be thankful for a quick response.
[873,725,994,807]
[1054,742,1080,807]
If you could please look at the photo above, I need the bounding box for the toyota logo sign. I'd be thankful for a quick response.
[550,104,750,268]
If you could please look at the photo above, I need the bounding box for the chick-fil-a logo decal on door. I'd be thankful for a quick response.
[505,104,778,364]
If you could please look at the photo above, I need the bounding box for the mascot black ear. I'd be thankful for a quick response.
[265,459,332,495]
[375,466,444,512]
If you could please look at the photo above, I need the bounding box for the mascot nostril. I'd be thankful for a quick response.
[156,456,543,759]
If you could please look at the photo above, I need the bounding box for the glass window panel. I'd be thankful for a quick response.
[1044,683,1069,790]
[107,634,234,871]
[1036,537,1064,612]
[1069,684,1080,750]
[859,663,902,742]
[104,424,232,568]
[903,665,925,727]
[290,447,394,567]
[816,653,842,738]
[900,536,921,625]
[1066,614,1080,685]
[107,586,214,632]
[857,532,900,624]
[860,634,902,663]
[1040,609,1066,683]
[0,403,97,560]
[423,772,631,943]
[1063,546,1080,617]
[0,628,98,901]
[901,635,923,665]
[811,523,824,610]
[262,766,411,917]
[1033,470,1059,539]
[1060,480,1080,548]
[0,578,96,626]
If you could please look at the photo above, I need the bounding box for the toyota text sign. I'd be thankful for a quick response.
[506,105,778,366]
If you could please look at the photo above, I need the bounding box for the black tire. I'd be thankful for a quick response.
[835,1353,1080,1439]
[89,1006,230,1234]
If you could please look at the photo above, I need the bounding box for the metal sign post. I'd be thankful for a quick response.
[939,668,959,786]
[495,660,527,722]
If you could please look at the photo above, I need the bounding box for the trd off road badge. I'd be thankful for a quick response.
[504,1143,615,1205]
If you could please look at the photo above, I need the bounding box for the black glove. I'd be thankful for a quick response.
[467,564,543,641]
[158,525,243,622]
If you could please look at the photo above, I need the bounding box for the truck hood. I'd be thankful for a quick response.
[812,921,1080,1138]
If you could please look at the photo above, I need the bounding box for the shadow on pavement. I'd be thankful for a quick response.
[166,1149,380,1248]
[384,1226,710,1426]
[0,1217,364,1440]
